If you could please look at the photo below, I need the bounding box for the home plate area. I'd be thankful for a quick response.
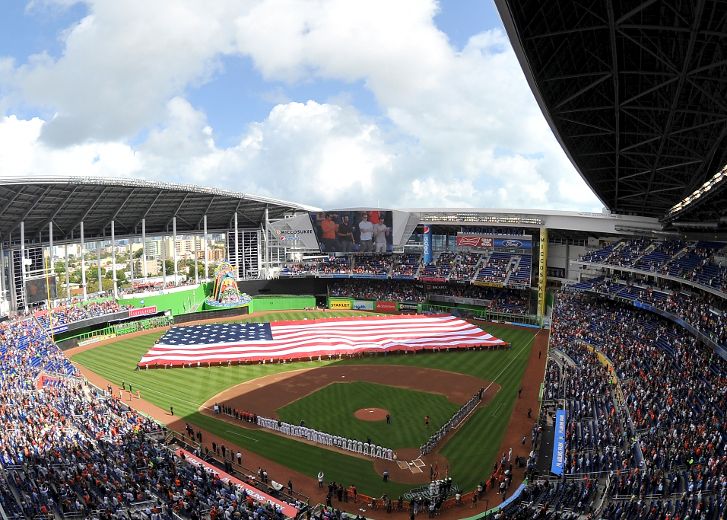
[397,458,426,473]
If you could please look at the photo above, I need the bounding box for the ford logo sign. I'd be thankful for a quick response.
[502,240,522,247]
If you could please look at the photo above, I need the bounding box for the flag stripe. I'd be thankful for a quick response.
[138,314,506,367]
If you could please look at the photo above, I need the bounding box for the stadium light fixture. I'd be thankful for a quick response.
[666,164,727,219]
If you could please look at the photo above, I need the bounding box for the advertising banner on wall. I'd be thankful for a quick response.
[551,409,567,475]
[129,306,158,318]
[329,299,352,310]
[352,300,374,311]
[375,300,398,312]
[456,235,493,249]
[423,225,433,264]
[494,238,533,249]
[456,235,533,250]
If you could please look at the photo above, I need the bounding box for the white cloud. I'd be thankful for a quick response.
[0,115,141,177]
[9,0,240,146]
[0,0,603,211]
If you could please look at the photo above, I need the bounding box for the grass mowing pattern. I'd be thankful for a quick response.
[331,324,537,490]
[71,312,536,497]
[278,381,459,449]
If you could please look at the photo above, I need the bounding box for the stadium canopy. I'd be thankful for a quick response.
[0,176,316,245]
[496,0,727,229]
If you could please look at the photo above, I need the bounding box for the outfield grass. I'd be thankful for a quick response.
[278,381,460,448]
[71,311,536,497]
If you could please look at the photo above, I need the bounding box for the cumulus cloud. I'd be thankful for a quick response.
[0,0,603,211]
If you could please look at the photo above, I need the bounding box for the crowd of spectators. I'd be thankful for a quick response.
[119,279,197,296]
[580,238,727,293]
[568,275,727,347]
[474,252,515,285]
[534,291,727,519]
[34,299,132,330]
[0,317,301,520]
[280,251,532,287]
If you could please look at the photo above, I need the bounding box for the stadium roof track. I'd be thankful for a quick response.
[496,0,727,225]
[0,176,316,244]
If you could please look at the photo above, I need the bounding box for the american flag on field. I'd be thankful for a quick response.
[137,315,507,367]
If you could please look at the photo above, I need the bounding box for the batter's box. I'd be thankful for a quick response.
[408,463,423,473]
[412,458,426,468]
[396,460,409,470]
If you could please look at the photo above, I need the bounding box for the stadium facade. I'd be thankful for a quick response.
[0,175,667,317]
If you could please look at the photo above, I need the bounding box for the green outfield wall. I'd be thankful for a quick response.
[120,284,210,316]
[249,295,316,312]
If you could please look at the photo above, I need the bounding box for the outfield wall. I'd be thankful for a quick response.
[121,284,210,315]
[327,297,421,313]
[250,295,316,312]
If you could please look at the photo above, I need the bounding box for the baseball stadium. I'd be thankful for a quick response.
[1,2,726,520]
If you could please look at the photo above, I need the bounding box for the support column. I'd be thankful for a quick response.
[264,207,270,278]
[129,239,134,286]
[97,241,102,296]
[80,222,87,300]
[241,230,246,279]
[203,215,209,281]
[172,217,178,286]
[142,219,147,279]
[20,221,28,314]
[162,234,167,288]
[194,235,199,285]
[48,221,54,277]
[234,212,239,280]
[111,221,118,299]
[65,244,70,301]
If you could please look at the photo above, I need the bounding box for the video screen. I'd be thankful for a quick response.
[309,210,394,253]
[26,276,57,304]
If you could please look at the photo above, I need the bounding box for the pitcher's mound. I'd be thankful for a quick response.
[354,407,389,421]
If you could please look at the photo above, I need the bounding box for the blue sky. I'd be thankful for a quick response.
[0,0,602,211]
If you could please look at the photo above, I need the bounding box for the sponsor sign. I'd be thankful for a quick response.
[329,299,352,310]
[78,334,116,347]
[176,449,298,518]
[375,300,398,312]
[268,214,321,250]
[398,302,419,311]
[129,306,157,318]
[537,228,548,316]
[455,235,493,249]
[473,280,503,288]
[352,300,374,311]
[551,409,567,475]
[53,325,69,333]
[494,238,532,249]
[423,226,433,264]
[418,276,447,283]
[456,235,533,250]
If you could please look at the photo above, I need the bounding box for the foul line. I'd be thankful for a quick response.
[482,330,539,395]
[225,430,259,442]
